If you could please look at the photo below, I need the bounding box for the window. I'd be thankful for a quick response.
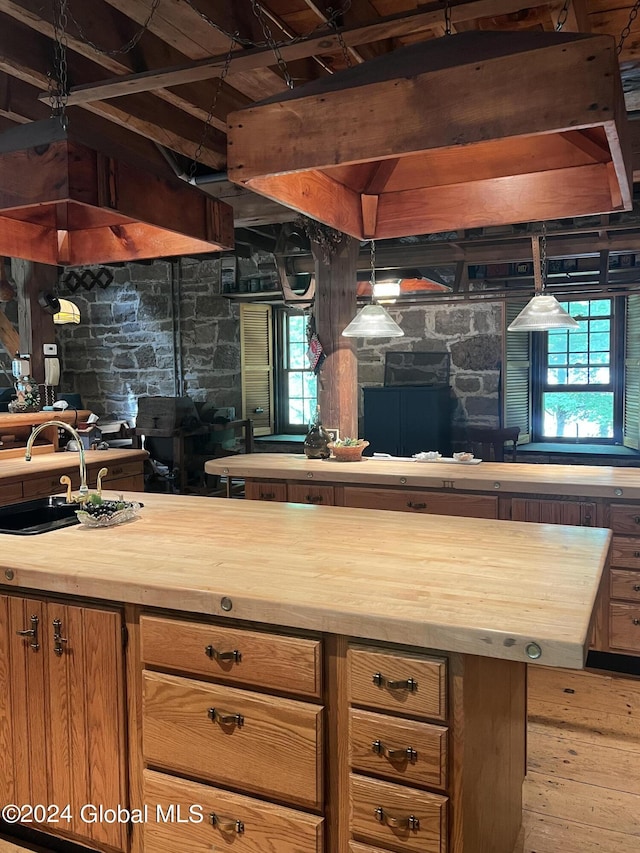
[536,299,617,441]
[277,310,317,433]
[505,295,634,446]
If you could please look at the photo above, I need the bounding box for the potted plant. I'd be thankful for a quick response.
[327,437,369,462]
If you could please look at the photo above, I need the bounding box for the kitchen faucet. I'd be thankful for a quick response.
[25,420,89,498]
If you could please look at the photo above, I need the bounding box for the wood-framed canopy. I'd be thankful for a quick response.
[227,31,633,240]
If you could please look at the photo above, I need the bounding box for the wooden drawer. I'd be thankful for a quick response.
[244,480,288,502]
[610,569,640,602]
[103,474,144,492]
[511,498,596,526]
[144,769,324,853]
[23,470,78,498]
[348,646,447,722]
[287,483,335,506]
[611,536,640,569]
[350,708,447,791]
[344,487,497,519]
[142,671,323,810]
[609,504,640,535]
[140,614,322,698]
[350,774,447,853]
[350,843,392,853]
[0,481,22,505]
[89,460,142,483]
[609,603,640,653]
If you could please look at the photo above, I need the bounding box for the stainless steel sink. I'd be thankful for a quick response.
[0,496,81,535]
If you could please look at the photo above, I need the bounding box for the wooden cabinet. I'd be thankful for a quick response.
[244,479,288,502]
[0,593,127,852]
[287,482,335,506]
[607,506,640,653]
[344,487,498,519]
[363,386,453,458]
[139,614,325,850]
[511,497,596,526]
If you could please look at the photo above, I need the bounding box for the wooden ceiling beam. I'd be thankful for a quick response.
[62,0,556,103]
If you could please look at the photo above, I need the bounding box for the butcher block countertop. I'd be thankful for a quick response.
[0,491,610,670]
[206,452,640,499]
[0,447,148,483]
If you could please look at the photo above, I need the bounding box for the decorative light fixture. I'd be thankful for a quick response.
[228,31,631,239]
[342,241,404,338]
[508,230,579,332]
[53,298,81,325]
[0,0,234,267]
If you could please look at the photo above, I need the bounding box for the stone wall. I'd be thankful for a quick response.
[55,258,502,432]
[356,300,503,431]
[55,257,241,422]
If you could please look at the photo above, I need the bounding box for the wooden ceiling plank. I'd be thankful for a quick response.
[63,0,554,103]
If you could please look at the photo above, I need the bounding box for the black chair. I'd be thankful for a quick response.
[466,426,520,462]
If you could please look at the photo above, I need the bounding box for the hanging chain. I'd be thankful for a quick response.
[183,0,352,50]
[370,240,377,289]
[65,0,161,57]
[444,0,452,37]
[540,222,548,290]
[50,0,69,127]
[189,38,236,180]
[326,7,353,68]
[554,0,571,32]
[250,0,295,88]
[618,0,640,54]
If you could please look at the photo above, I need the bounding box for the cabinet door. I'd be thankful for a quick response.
[46,602,127,851]
[363,389,401,456]
[400,387,452,457]
[511,498,596,526]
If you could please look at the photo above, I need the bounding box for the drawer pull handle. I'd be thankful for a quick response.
[583,515,592,526]
[52,618,68,657]
[372,672,418,692]
[16,615,40,651]
[208,708,244,728]
[260,492,275,500]
[406,501,427,510]
[374,807,420,831]
[205,645,241,663]
[372,739,418,762]
[306,494,323,503]
[633,585,640,592]
[634,552,640,558]
[634,517,640,524]
[210,813,244,834]
[633,618,640,626]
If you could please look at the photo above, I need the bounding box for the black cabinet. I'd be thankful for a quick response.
[363,385,453,457]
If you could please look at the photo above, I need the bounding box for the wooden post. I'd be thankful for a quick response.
[312,236,360,439]
[13,259,57,384]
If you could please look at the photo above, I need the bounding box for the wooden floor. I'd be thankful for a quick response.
[3,665,639,853]
[513,665,640,853]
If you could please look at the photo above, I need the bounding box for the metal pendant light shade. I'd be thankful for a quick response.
[0,120,234,267]
[342,303,404,337]
[228,31,632,240]
[508,234,579,332]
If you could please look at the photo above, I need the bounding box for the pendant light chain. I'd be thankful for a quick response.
[50,0,69,127]
[250,0,295,89]
[326,6,353,68]
[65,0,160,57]
[189,38,237,180]
[444,0,452,37]
[540,222,548,293]
[554,0,571,32]
[618,0,640,54]
[370,239,377,291]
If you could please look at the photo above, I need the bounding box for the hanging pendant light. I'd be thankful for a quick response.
[343,241,404,338]
[508,231,579,332]
[228,31,631,239]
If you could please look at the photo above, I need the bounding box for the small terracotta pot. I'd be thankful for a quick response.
[328,440,369,461]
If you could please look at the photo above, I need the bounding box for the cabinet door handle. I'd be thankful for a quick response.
[259,492,275,500]
[633,552,640,558]
[406,501,427,510]
[52,619,68,657]
[633,618,640,626]
[16,614,39,651]
[372,672,418,692]
[633,585,640,592]
[374,807,420,831]
[210,813,244,834]
[205,645,241,663]
[634,516,640,524]
[582,515,592,526]
[306,494,323,503]
[372,739,418,762]
[208,708,244,728]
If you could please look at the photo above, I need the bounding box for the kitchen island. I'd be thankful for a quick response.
[205,453,640,657]
[0,491,609,853]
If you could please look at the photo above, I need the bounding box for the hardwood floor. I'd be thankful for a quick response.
[513,665,640,853]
